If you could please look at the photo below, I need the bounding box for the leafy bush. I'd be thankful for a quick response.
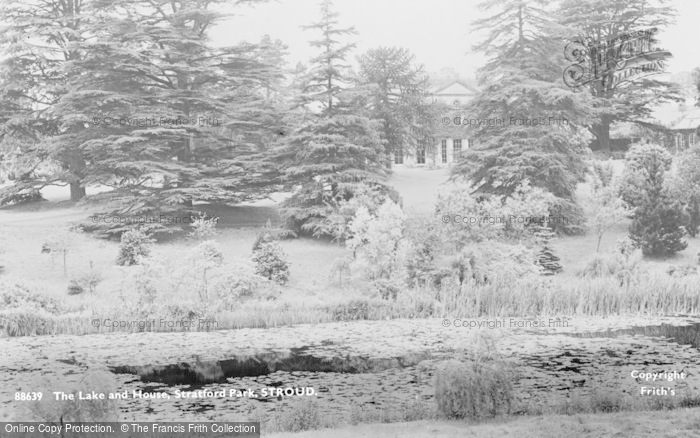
[0,282,63,336]
[591,160,615,190]
[252,241,290,285]
[615,236,638,257]
[447,242,539,285]
[266,400,323,433]
[280,181,401,240]
[435,181,556,246]
[67,280,84,295]
[188,241,224,299]
[667,147,700,237]
[435,356,513,419]
[578,250,642,285]
[116,228,155,266]
[189,211,219,240]
[403,213,444,287]
[371,278,401,300]
[0,282,62,314]
[347,199,406,280]
[666,264,698,278]
[213,263,276,308]
[69,267,104,294]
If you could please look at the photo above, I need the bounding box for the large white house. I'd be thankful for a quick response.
[393,80,478,167]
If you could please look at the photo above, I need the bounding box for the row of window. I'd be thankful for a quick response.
[395,138,473,165]
[675,133,698,149]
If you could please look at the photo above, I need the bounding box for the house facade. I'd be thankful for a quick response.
[393,80,478,167]
[669,104,700,151]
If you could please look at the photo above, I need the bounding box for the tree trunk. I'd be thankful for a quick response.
[69,182,86,201]
[591,118,611,152]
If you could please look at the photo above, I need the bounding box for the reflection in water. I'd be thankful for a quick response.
[109,348,432,386]
[566,323,700,349]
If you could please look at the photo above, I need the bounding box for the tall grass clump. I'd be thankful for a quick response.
[431,268,700,318]
[0,281,64,336]
[434,335,514,419]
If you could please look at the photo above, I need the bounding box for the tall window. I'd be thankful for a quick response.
[394,147,403,165]
[676,134,684,150]
[441,139,447,163]
[690,133,697,147]
[468,139,474,149]
[453,139,462,157]
[417,147,426,164]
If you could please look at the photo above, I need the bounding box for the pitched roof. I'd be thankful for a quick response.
[670,107,700,131]
[430,80,479,96]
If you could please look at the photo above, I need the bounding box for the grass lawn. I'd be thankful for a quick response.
[266,408,700,438]
[1,160,699,333]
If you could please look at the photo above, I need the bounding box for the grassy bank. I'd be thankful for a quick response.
[3,272,700,337]
[265,407,700,438]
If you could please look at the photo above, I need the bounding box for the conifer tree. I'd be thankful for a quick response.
[534,225,562,275]
[452,0,595,235]
[51,0,285,236]
[274,0,393,237]
[557,0,680,152]
[355,46,437,166]
[0,0,95,203]
[628,153,688,256]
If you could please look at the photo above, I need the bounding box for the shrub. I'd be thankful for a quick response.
[403,213,443,287]
[617,143,673,210]
[616,237,637,257]
[121,257,163,304]
[0,283,62,336]
[328,256,352,285]
[280,180,401,240]
[116,228,155,266]
[266,400,323,433]
[189,211,219,240]
[252,241,290,285]
[591,160,615,190]
[0,282,62,314]
[347,199,406,280]
[447,242,539,285]
[629,190,689,257]
[67,280,84,295]
[69,266,104,294]
[434,358,513,419]
[371,278,401,300]
[578,249,642,285]
[188,241,224,300]
[435,181,556,245]
[666,264,698,278]
[667,147,700,237]
[213,263,275,308]
[435,333,514,419]
[547,197,587,235]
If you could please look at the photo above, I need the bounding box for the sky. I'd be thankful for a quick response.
[211,0,700,79]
